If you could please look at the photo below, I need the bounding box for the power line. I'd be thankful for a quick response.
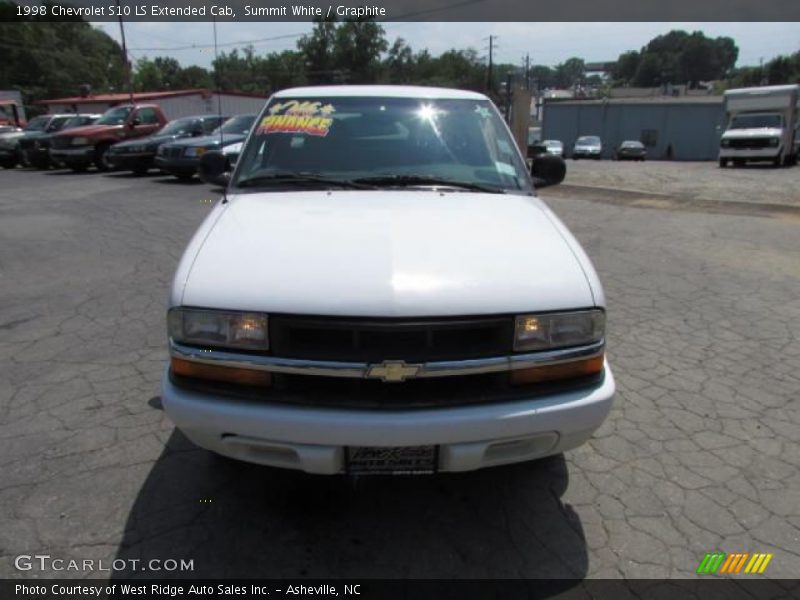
[128,32,306,52]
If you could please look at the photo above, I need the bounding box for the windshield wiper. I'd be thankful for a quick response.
[235,172,376,190]
[352,175,505,194]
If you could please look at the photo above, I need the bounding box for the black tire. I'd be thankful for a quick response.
[773,156,782,168]
[719,158,727,168]
[132,165,149,176]
[19,149,32,168]
[175,172,195,181]
[94,143,113,171]
[69,163,88,173]
[0,159,16,169]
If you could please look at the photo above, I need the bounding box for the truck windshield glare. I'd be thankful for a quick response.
[730,114,782,129]
[232,96,529,193]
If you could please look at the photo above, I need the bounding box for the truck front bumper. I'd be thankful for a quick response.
[155,156,199,177]
[161,363,616,474]
[51,146,94,166]
[108,152,154,171]
[719,147,781,161]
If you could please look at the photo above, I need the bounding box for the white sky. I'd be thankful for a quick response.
[92,21,800,70]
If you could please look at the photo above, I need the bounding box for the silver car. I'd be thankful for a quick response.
[572,135,602,160]
[542,140,565,157]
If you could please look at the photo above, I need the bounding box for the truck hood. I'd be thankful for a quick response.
[177,191,597,317]
[721,127,783,139]
[167,133,246,148]
[114,133,178,149]
[0,130,25,143]
[53,124,121,138]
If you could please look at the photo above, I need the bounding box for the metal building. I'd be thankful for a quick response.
[542,96,726,161]
[37,89,269,121]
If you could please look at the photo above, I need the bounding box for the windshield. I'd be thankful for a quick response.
[576,136,600,145]
[544,140,562,148]
[64,116,95,128]
[622,141,643,148]
[232,97,529,193]
[25,116,50,131]
[48,116,72,131]
[215,115,256,136]
[96,106,132,126]
[158,118,197,136]
[730,114,782,129]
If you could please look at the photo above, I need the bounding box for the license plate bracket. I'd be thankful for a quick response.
[345,445,438,475]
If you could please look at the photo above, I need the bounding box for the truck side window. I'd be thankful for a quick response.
[202,118,221,133]
[136,108,159,125]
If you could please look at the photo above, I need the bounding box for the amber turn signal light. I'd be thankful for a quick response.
[510,354,604,385]
[171,357,273,387]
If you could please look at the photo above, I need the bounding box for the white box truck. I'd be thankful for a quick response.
[719,84,799,168]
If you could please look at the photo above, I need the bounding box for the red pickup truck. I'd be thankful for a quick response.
[50,104,167,171]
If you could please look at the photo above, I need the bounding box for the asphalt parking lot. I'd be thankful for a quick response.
[1,162,799,582]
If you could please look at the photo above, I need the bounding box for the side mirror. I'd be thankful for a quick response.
[531,154,566,189]
[199,150,230,187]
[130,117,141,128]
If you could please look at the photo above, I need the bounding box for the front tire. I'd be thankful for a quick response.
[94,143,113,172]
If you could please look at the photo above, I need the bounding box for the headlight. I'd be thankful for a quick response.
[71,137,89,146]
[185,146,206,157]
[514,310,605,352]
[168,308,269,351]
[222,142,243,156]
[720,139,731,148]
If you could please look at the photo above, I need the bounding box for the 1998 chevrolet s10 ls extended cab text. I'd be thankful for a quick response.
[161,86,615,474]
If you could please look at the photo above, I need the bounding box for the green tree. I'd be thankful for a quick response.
[333,19,388,84]
[385,38,414,84]
[297,16,339,84]
[633,53,663,86]
[528,65,555,90]
[554,57,585,88]
[613,51,640,84]
[174,66,214,90]
[0,9,126,110]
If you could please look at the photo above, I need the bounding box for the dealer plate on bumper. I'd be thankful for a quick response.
[346,445,438,475]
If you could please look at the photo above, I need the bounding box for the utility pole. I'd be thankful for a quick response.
[525,53,530,90]
[486,35,496,93]
[115,0,134,104]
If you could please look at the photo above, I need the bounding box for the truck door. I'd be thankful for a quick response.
[129,107,162,137]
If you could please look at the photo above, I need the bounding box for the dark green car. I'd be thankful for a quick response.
[17,114,101,169]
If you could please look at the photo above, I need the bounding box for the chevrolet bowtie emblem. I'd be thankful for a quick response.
[366,361,421,382]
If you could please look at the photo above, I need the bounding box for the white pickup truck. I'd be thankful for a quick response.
[161,86,615,475]
[719,84,799,168]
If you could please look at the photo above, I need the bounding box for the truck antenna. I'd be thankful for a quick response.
[212,17,228,204]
